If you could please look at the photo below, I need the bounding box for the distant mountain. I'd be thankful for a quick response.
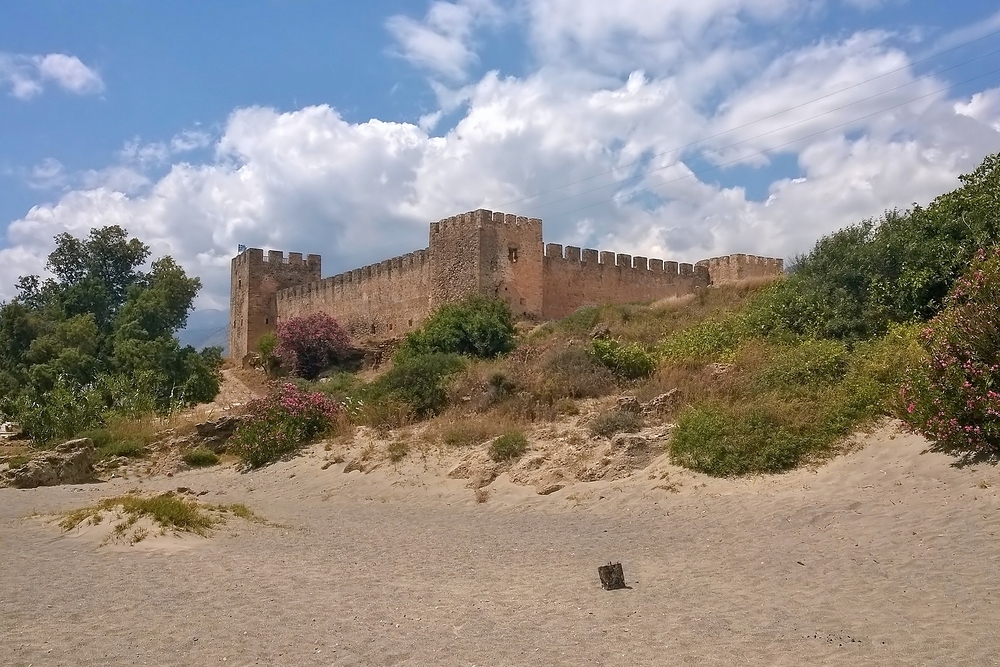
[178,308,229,353]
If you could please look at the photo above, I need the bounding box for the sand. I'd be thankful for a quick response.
[2,425,999,666]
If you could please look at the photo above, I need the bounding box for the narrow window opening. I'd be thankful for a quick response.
[265,318,269,325]
[508,247,518,263]
[408,319,413,327]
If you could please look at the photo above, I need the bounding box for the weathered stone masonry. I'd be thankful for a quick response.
[229,209,783,361]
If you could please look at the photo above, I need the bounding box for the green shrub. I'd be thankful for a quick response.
[256,331,280,377]
[489,431,528,462]
[398,297,516,360]
[902,248,1000,458]
[590,338,656,379]
[183,447,219,467]
[657,318,747,363]
[360,353,464,418]
[745,154,1000,341]
[749,338,849,389]
[230,383,343,469]
[670,403,811,476]
[589,409,642,438]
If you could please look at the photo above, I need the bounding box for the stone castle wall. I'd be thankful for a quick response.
[276,249,432,340]
[229,209,783,360]
[541,245,709,320]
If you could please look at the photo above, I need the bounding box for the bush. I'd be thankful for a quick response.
[590,338,656,379]
[745,154,1000,341]
[489,431,528,462]
[183,447,219,467]
[229,383,344,469]
[901,249,1000,457]
[540,347,616,399]
[397,297,516,360]
[589,409,642,438]
[387,441,409,462]
[360,353,465,418]
[657,318,748,363]
[276,313,352,380]
[256,331,280,377]
[748,338,849,389]
[670,403,811,476]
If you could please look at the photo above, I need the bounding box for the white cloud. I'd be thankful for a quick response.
[0,52,104,100]
[4,0,1000,316]
[386,0,502,80]
[27,158,67,190]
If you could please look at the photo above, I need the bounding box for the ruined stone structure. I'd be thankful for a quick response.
[229,209,783,361]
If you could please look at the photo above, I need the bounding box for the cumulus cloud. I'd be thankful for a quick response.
[3,0,1000,315]
[386,0,502,80]
[0,52,104,100]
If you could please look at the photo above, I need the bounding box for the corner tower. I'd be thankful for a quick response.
[229,248,321,362]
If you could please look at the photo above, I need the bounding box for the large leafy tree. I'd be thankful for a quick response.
[0,226,221,440]
[755,152,1000,341]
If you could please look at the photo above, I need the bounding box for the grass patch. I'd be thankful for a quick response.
[489,431,528,462]
[78,428,148,460]
[441,417,508,447]
[589,410,643,438]
[182,447,220,467]
[7,454,31,469]
[60,492,217,535]
[59,493,264,545]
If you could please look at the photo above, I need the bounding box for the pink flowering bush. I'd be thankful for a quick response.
[230,382,344,468]
[276,313,351,380]
[901,248,1000,458]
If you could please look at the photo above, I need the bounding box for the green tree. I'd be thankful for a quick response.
[0,226,221,440]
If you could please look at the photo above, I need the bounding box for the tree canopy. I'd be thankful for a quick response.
[0,226,221,441]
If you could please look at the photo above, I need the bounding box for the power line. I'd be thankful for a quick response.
[545,64,1000,221]
[491,27,1000,212]
[521,48,1000,216]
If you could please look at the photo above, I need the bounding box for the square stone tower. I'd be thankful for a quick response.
[229,249,321,362]
[428,209,544,319]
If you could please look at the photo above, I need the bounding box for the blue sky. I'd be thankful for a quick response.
[3,0,1000,311]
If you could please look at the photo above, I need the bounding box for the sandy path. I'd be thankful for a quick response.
[2,429,998,666]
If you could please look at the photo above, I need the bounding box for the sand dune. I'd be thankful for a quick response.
[2,425,998,666]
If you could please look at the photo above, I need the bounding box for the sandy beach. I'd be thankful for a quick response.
[2,426,998,666]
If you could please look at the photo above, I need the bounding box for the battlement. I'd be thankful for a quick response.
[695,254,784,285]
[233,247,322,268]
[543,243,701,277]
[429,208,542,236]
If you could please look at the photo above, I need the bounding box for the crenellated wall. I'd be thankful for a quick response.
[541,244,708,320]
[229,209,785,361]
[276,249,431,339]
[696,254,784,284]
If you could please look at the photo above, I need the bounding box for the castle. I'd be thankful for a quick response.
[229,208,783,361]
